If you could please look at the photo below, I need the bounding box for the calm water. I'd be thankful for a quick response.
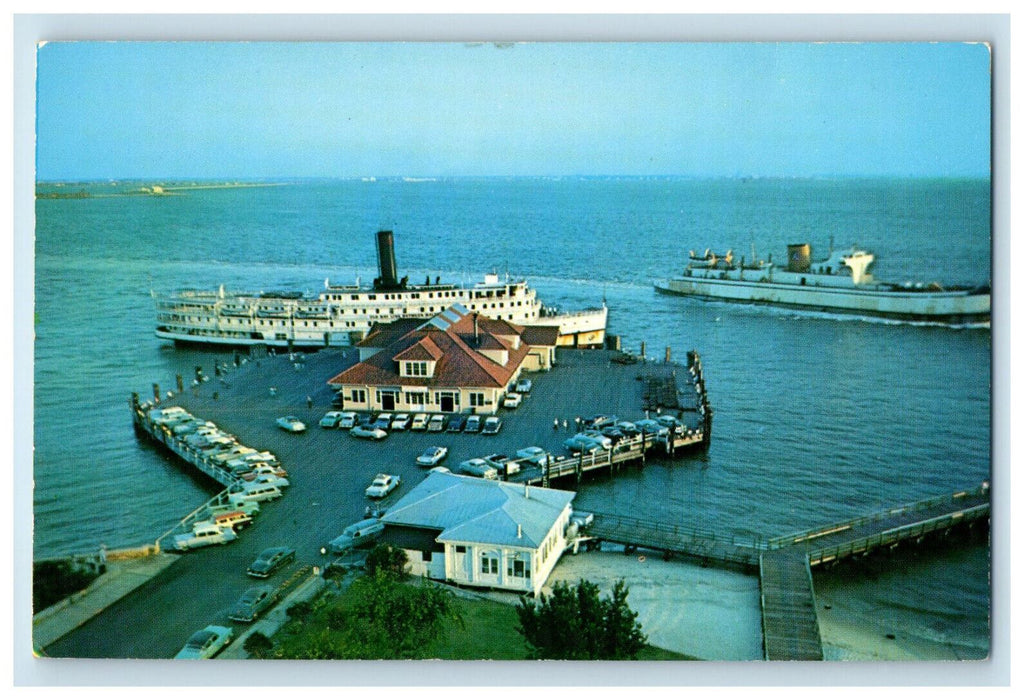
[32,177,992,657]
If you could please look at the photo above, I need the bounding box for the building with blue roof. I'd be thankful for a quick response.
[380,471,576,596]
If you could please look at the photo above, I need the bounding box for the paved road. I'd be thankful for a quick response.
[44,347,699,658]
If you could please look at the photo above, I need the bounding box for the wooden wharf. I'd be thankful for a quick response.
[767,485,991,567]
[581,484,990,661]
[130,400,242,490]
[587,512,762,568]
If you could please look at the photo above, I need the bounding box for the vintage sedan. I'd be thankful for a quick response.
[246,546,296,578]
[276,416,307,433]
[350,424,388,440]
[319,411,345,428]
[415,446,448,467]
[174,625,234,659]
[228,585,278,623]
[365,473,401,498]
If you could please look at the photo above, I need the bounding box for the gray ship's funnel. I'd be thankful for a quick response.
[375,230,399,289]
[787,243,811,273]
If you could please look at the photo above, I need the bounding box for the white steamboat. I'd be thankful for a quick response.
[155,230,608,348]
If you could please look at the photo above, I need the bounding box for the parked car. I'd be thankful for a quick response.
[616,421,642,437]
[482,416,502,435]
[246,546,296,578]
[446,415,466,432]
[276,416,306,433]
[516,446,549,467]
[174,625,234,659]
[337,412,359,429]
[515,378,533,393]
[563,435,606,454]
[410,413,430,431]
[464,415,482,433]
[656,414,687,435]
[328,518,385,554]
[372,413,392,431]
[319,411,345,428]
[228,585,278,623]
[587,414,619,429]
[502,392,522,408]
[173,522,238,551]
[365,473,401,498]
[416,446,449,467]
[427,414,447,432]
[484,453,519,475]
[390,413,411,431]
[601,426,626,441]
[635,419,669,438]
[456,458,498,480]
[578,430,613,449]
[350,424,388,440]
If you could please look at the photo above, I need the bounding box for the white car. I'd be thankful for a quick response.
[427,414,447,432]
[503,392,522,408]
[390,414,411,431]
[410,413,430,430]
[337,412,359,429]
[320,411,345,428]
[365,474,401,498]
[416,446,448,466]
[516,446,549,467]
[174,625,234,659]
[350,424,387,440]
[516,378,532,393]
[276,416,307,433]
[456,458,498,480]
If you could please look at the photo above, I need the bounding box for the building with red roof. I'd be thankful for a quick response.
[328,304,558,414]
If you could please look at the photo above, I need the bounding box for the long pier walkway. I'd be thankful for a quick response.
[584,483,990,661]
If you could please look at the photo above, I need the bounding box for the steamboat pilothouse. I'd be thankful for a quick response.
[154,230,608,348]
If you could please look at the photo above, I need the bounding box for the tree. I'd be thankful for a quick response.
[364,543,409,579]
[516,578,647,660]
[242,631,274,659]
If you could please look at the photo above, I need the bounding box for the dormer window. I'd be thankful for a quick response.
[402,361,430,377]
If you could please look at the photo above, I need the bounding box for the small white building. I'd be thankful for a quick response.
[379,471,575,596]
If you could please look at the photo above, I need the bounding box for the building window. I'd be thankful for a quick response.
[507,556,527,579]
[403,361,429,377]
[469,392,487,407]
[350,389,366,403]
[405,391,427,405]
[480,553,498,575]
[455,545,466,553]
[422,551,432,562]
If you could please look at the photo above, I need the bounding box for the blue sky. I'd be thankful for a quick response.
[35,41,991,180]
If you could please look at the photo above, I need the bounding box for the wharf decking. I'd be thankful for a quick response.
[581,484,990,661]
[587,512,761,568]
[768,486,991,566]
[759,547,823,660]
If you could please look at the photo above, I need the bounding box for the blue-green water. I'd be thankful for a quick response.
[32,177,992,658]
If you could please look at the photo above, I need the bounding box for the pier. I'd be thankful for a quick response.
[581,483,990,661]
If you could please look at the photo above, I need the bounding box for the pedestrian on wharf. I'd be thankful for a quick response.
[307,396,313,410]
[563,419,569,431]
[553,418,559,430]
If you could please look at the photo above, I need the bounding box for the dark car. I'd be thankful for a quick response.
[446,415,466,432]
[464,415,482,433]
[246,546,296,578]
[228,585,278,623]
[601,425,626,441]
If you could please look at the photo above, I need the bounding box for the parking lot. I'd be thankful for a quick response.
[46,346,699,658]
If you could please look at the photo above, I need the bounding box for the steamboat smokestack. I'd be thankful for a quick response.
[375,230,399,289]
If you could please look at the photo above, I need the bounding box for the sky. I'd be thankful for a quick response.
[34,41,991,180]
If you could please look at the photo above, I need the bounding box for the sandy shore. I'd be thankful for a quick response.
[543,547,763,660]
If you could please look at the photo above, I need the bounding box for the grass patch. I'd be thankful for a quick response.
[273,576,694,660]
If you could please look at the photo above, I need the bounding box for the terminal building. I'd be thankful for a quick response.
[327,304,558,415]
[379,470,576,596]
